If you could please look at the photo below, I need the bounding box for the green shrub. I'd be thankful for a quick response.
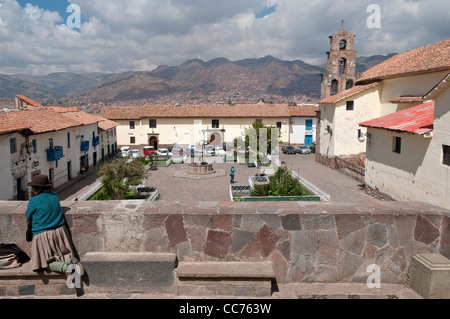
[251,166,309,197]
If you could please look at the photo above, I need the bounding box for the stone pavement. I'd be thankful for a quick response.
[58,154,378,203]
[0,283,422,299]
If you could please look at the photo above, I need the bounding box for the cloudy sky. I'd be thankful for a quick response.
[0,0,448,75]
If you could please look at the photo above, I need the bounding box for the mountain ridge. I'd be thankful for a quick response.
[0,54,395,109]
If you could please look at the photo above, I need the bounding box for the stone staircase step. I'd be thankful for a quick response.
[175,261,276,297]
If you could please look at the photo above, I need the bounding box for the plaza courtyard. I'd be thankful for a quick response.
[57,153,376,203]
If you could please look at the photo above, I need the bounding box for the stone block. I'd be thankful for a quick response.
[281,214,301,231]
[204,230,231,258]
[82,252,177,294]
[408,253,450,299]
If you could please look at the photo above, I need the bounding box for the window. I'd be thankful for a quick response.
[32,139,37,153]
[339,58,346,74]
[10,138,17,154]
[339,39,347,50]
[212,119,220,129]
[67,132,71,149]
[149,119,157,128]
[130,121,135,129]
[443,145,450,166]
[393,137,401,154]
[277,122,282,129]
[331,80,339,96]
[130,137,136,144]
[346,80,354,90]
[346,101,354,111]
[255,119,262,124]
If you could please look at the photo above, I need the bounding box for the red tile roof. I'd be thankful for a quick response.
[360,101,434,135]
[100,104,292,120]
[357,39,450,84]
[389,96,424,104]
[15,95,43,108]
[0,109,81,134]
[98,118,120,131]
[289,105,319,117]
[318,83,380,104]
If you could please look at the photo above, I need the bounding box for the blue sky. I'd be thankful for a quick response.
[0,0,448,75]
[16,0,67,17]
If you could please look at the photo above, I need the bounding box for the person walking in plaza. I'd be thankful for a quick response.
[230,166,236,184]
[25,174,83,276]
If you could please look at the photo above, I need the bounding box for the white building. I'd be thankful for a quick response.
[316,39,450,169]
[361,72,450,209]
[0,105,118,200]
[288,104,318,146]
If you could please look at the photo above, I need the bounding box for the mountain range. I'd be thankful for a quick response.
[0,53,396,109]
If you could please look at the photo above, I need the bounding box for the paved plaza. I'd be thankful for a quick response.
[56,153,377,203]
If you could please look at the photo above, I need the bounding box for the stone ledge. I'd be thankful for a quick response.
[82,252,177,294]
[176,261,275,279]
[176,261,275,297]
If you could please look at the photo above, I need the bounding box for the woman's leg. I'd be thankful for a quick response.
[47,258,72,273]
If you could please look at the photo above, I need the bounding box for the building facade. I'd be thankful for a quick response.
[0,106,118,200]
[316,39,450,169]
[361,72,450,209]
[100,103,320,152]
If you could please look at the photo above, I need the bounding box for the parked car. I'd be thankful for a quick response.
[282,145,296,155]
[157,148,172,157]
[143,146,156,156]
[204,145,215,156]
[309,142,316,153]
[130,149,140,158]
[215,146,226,156]
[296,145,312,154]
[119,146,130,158]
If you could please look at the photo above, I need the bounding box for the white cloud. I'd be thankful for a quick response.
[0,0,448,75]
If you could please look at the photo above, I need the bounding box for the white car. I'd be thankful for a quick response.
[215,146,226,156]
[119,146,130,158]
[130,150,140,158]
[157,148,172,157]
[204,146,215,156]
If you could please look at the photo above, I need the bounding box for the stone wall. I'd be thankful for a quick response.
[1,200,449,285]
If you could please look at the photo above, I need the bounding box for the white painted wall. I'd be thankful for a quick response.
[380,71,449,114]
[116,117,290,148]
[0,132,27,200]
[365,86,450,209]
[320,84,381,157]
[289,117,316,145]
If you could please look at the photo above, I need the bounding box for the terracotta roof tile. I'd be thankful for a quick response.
[15,95,43,108]
[0,109,80,134]
[289,105,319,117]
[100,104,292,120]
[318,83,380,104]
[98,118,120,131]
[389,96,424,104]
[357,39,450,84]
[360,101,434,135]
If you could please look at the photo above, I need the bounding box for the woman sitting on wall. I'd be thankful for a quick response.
[25,174,83,276]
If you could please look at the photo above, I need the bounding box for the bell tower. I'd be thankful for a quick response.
[320,23,358,99]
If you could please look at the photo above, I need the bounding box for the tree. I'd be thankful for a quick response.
[97,158,147,200]
[245,121,281,155]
